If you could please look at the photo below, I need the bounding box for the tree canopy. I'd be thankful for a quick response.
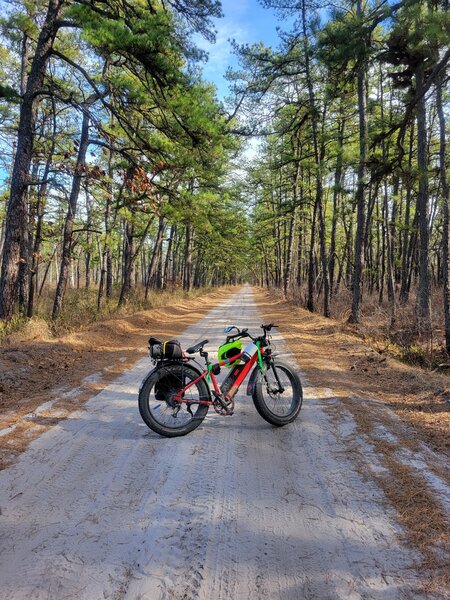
[0,0,449,352]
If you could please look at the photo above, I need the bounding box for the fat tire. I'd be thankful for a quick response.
[138,364,210,437]
[252,358,303,427]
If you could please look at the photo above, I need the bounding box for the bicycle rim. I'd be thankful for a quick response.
[146,366,207,430]
[260,363,299,418]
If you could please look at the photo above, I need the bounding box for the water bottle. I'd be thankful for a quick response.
[242,342,258,363]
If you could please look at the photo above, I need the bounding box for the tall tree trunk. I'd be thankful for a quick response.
[0,0,63,320]
[307,192,318,312]
[379,72,395,324]
[124,214,156,297]
[349,2,368,324]
[330,116,345,296]
[17,30,34,316]
[28,97,56,317]
[28,171,48,317]
[384,181,395,319]
[145,215,165,299]
[183,224,193,292]
[118,220,135,307]
[377,195,384,302]
[193,252,203,288]
[163,224,176,289]
[415,61,432,331]
[436,72,450,352]
[85,189,92,289]
[301,0,330,317]
[52,110,90,319]
[172,231,180,286]
[399,123,415,304]
[98,149,115,309]
[283,208,297,298]
[391,176,399,284]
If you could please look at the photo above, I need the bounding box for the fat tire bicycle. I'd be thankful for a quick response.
[138,324,303,438]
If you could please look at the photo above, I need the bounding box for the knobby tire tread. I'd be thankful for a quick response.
[252,359,303,427]
[138,364,210,437]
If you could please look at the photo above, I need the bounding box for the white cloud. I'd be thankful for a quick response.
[196,15,248,84]
[194,0,287,98]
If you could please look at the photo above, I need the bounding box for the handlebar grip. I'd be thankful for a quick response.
[261,323,278,331]
[226,329,250,343]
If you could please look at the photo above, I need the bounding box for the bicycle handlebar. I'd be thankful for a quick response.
[225,324,278,343]
[225,328,250,343]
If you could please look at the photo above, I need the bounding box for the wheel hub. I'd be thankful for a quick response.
[165,391,180,409]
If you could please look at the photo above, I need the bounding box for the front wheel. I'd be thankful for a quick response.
[138,364,210,437]
[252,358,303,426]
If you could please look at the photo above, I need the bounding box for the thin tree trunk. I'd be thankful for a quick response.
[399,123,415,304]
[172,231,180,286]
[415,61,432,331]
[380,72,395,325]
[38,246,57,297]
[307,192,318,312]
[145,215,165,299]
[163,224,176,289]
[52,109,90,319]
[84,185,92,289]
[118,220,135,306]
[283,208,297,298]
[436,72,450,352]
[301,0,330,316]
[330,116,345,296]
[98,151,115,308]
[28,97,57,317]
[349,2,368,324]
[183,224,193,292]
[384,181,395,317]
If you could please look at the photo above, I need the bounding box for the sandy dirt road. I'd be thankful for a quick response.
[0,287,428,599]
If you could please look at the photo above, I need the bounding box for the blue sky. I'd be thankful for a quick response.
[195,0,289,99]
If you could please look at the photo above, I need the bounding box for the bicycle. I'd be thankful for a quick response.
[138,323,303,438]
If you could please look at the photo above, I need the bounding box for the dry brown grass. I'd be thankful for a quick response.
[0,286,215,343]
[317,286,448,369]
[262,287,450,454]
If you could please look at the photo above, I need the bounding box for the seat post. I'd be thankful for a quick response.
[200,349,210,365]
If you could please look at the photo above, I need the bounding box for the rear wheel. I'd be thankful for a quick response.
[252,358,302,426]
[138,364,210,437]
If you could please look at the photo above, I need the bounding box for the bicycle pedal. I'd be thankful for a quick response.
[213,397,235,416]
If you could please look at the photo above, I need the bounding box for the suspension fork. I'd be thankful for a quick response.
[270,362,285,393]
[259,344,285,394]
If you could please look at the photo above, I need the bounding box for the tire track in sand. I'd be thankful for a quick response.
[0,286,431,599]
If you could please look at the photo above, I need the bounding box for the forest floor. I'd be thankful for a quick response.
[0,287,235,469]
[0,286,448,598]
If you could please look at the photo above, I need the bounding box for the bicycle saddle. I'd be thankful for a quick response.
[186,339,209,354]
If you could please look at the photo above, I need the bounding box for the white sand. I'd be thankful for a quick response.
[0,287,427,599]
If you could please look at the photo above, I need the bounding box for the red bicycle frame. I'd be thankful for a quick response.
[173,348,263,405]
